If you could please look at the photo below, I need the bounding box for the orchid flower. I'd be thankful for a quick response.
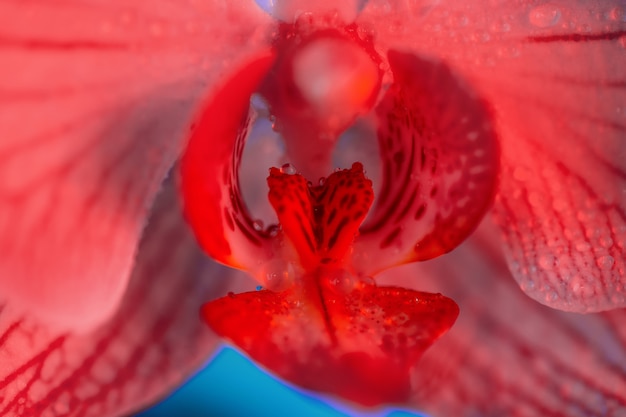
[1,0,625,416]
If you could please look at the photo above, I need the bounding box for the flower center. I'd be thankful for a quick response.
[291,37,380,133]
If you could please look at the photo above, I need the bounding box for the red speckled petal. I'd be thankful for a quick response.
[202,282,458,406]
[0,181,249,417]
[180,53,278,273]
[267,163,373,269]
[361,1,626,311]
[0,1,271,331]
[267,168,318,268]
[354,50,499,275]
[489,29,626,313]
[378,222,626,417]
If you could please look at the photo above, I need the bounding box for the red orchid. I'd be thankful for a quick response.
[1,1,625,416]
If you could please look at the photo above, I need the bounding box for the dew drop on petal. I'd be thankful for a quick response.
[538,254,556,270]
[528,4,561,28]
[609,6,625,22]
[575,241,591,252]
[252,220,264,231]
[254,0,368,22]
[257,258,298,291]
[596,255,615,270]
[599,236,614,249]
[267,224,281,237]
[280,163,297,175]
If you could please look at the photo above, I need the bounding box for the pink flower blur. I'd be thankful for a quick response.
[0,1,624,416]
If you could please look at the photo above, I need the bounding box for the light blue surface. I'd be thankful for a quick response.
[135,346,428,417]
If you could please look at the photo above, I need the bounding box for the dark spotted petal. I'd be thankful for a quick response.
[267,163,373,269]
[354,50,499,275]
[361,1,626,311]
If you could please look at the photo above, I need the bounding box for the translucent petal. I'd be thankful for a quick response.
[361,0,626,311]
[0,0,271,331]
[354,50,498,275]
[180,53,279,277]
[0,181,251,417]
[379,222,626,416]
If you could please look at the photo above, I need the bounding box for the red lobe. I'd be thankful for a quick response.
[203,163,459,405]
[203,282,458,406]
[267,162,373,269]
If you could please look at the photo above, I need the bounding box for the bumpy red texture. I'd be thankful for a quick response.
[267,162,373,269]
[205,162,459,405]
[203,281,459,406]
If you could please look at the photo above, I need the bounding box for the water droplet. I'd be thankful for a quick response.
[256,285,263,291]
[280,163,297,175]
[521,278,536,291]
[260,259,298,291]
[619,34,626,48]
[596,255,615,270]
[599,236,614,249]
[318,177,326,186]
[611,293,625,304]
[538,254,556,269]
[575,242,591,252]
[252,220,264,231]
[227,292,236,298]
[467,131,479,141]
[324,270,357,294]
[609,6,624,22]
[529,4,561,28]
[545,291,559,302]
[267,224,281,237]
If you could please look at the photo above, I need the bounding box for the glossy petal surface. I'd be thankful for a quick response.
[0,0,271,331]
[378,222,626,417]
[180,53,276,273]
[355,50,499,274]
[203,283,458,406]
[361,0,626,312]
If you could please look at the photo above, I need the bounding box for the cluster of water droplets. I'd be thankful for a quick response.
[321,269,376,295]
[254,0,369,23]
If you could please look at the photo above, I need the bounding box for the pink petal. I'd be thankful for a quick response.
[0,1,271,331]
[180,53,278,278]
[355,50,499,275]
[0,180,250,417]
[379,222,626,416]
[361,1,626,312]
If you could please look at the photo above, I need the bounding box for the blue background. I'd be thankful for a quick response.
[134,346,427,417]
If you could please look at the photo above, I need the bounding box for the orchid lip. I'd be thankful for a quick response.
[178,15,499,407]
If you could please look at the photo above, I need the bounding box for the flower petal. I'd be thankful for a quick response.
[180,53,278,278]
[354,50,499,275]
[379,222,626,416]
[203,283,458,406]
[0,180,249,417]
[362,1,626,312]
[0,0,271,331]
